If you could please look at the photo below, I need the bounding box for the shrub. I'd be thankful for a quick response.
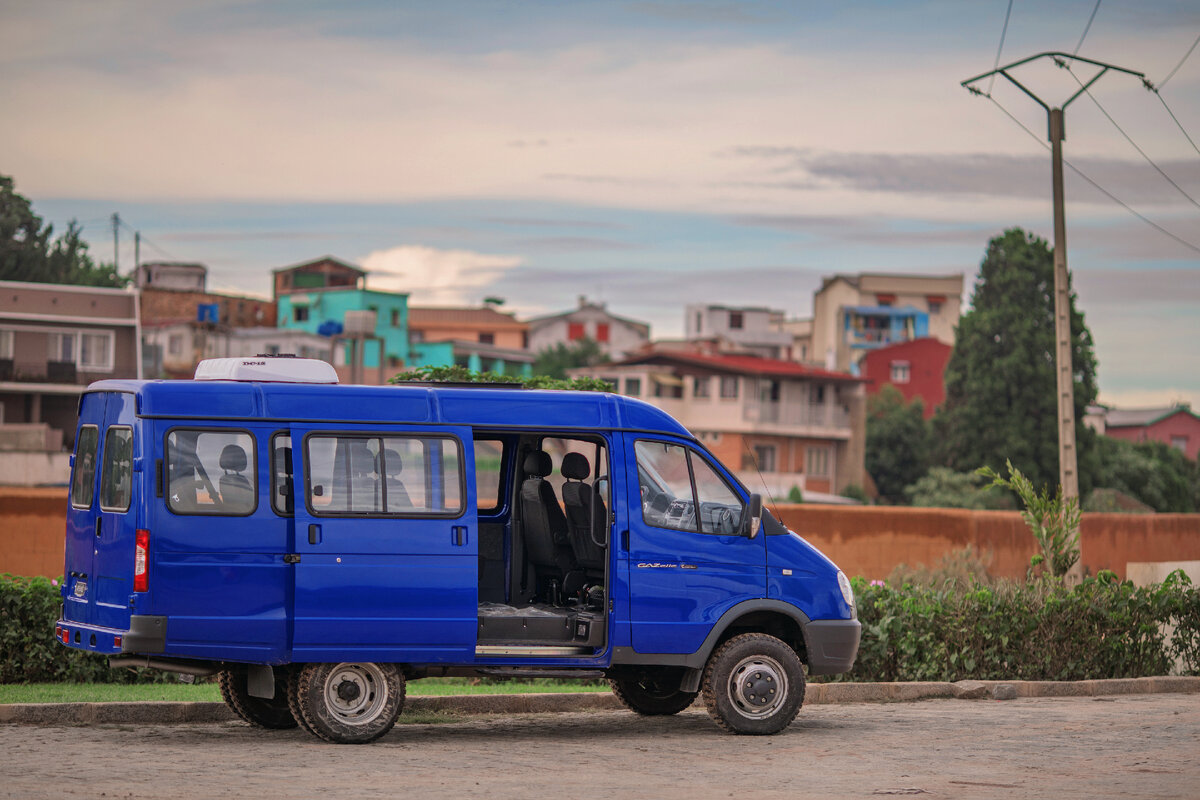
[389,365,613,392]
[0,574,170,684]
[842,570,1200,682]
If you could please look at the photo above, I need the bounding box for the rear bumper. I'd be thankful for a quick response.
[55,615,167,656]
[804,619,861,676]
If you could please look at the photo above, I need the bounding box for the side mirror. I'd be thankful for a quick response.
[742,493,763,539]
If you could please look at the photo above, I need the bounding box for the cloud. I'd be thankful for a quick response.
[360,245,523,305]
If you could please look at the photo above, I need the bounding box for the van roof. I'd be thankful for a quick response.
[84,379,692,437]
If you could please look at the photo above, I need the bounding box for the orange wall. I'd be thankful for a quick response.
[3,488,1199,582]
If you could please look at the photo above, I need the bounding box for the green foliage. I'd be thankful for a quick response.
[904,467,1013,509]
[887,545,994,588]
[865,385,931,503]
[0,175,127,287]
[533,337,610,380]
[933,228,1099,496]
[840,484,869,504]
[786,485,804,503]
[389,364,613,392]
[979,460,1080,577]
[0,574,169,684]
[1083,488,1153,514]
[1092,436,1199,513]
[845,570,1200,682]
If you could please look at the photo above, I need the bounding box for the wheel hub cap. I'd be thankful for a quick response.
[728,656,788,719]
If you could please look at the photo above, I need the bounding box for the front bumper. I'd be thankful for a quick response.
[804,618,861,675]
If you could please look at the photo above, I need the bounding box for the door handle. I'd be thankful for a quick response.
[308,524,321,545]
[452,526,468,547]
[95,518,102,539]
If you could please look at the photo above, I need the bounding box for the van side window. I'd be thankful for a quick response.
[71,426,100,509]
[305,435,464,517]
[635,440,742,535]
[166,430,257,516]
[272,434,294,515]
[99,427,134,513]
[474,438,504,512]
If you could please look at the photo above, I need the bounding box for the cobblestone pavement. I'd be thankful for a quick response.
[2,694,1197,799]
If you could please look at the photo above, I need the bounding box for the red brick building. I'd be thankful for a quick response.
[1097,405,1200,461]
[859,337,951,419]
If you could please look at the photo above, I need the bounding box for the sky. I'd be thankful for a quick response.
[2,0,1198,409]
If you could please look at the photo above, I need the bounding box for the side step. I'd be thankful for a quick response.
[475,645,591,658]
[475,667,606,679]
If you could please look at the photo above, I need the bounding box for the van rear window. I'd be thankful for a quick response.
[99,427,134,512]
[305,435,463,517]
[166,430,257,515]
[70,426,99,509]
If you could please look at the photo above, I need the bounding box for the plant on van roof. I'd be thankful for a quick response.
[389,364,614,393]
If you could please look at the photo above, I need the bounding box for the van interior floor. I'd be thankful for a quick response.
[476,602,603,648]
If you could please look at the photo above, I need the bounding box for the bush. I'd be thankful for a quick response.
[843,570,1200,682]
[0,574,170,684]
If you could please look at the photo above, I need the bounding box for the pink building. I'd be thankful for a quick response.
[1095,405,1200,461]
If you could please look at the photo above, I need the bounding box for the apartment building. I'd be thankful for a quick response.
[574,349,866,500]
[408,305,533,377]
[526,296,651,360]
[684,304,795,360]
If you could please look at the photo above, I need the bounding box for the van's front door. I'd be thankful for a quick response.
[621,435,767,654]
[290,425,477,663]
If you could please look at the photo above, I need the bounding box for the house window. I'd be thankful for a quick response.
[890,361,911,384]
[49,332,76,362]
[168,334,184,356]
[568,322,585,341]
[1171,435,1188,453]
[479,332,495,345]
[928,301,942,314]
[806,446,830,477]
[391,309,401,327]
[80,332,114,371]
[624,377,642,397]
[293,306,309,323]
[599,376,619,391]
[695,312,703,334]
[729,311,744,330]
[693,376,711,399]
[0,329,12,359]
[265,344,281,355]
[595,322,610,343]
[410,330,425,343]
[752,444,777,473]
[720,376,739,399]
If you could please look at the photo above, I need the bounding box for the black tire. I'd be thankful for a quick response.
[217,666,298,730]
[286,666,318,737]
[701,633,805,735]
[610,673,698,716]
[293,662,405,744]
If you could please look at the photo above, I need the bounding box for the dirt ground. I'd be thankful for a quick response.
[2,693,1198,799]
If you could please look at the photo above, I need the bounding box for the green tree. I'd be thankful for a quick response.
[904,467,1014,509]
[933,228,1099,494]
[1091,436,1199,513]
[866,384,931,503]
[0,174,125,287]
[533,337,609,379]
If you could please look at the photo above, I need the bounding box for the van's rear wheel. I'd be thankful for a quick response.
[611,672,698,716]
[217,666,297,730]
[702,633,805,735]
[293,662,405,744]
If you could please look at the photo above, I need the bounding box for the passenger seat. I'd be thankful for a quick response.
[218,444,253,510]
[560,452,607,574]
[518,450,579,602]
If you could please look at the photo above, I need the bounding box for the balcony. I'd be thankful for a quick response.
[743,401,850,430]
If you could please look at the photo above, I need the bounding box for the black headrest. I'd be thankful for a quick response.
[561,452,590,481]
[377,448,404,476]
[220,444,247,472]
[523,450,552,478]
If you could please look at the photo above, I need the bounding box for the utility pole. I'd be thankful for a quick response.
[962,52,1145,501]
[111,212,121,271]
[135,231,141,272]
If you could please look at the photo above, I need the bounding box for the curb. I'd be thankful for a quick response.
[2,677,1197,726]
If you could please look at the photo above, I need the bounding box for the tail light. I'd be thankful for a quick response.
[134,529,149,592]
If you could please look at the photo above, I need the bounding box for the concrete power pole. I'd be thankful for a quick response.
[962,52,1145,503]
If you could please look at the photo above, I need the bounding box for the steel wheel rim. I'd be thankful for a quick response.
[727,655,788,719]
[323,663,388,726]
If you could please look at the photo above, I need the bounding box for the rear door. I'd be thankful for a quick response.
[92,392,138,632]
[63,393,106,626]
[290,425,477,663]
[621,434,766,654]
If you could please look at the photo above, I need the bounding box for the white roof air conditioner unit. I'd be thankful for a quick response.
[194,357,339,384]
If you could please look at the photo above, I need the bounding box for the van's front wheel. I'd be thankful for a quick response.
[218,666,297,730]
[293,662,405,744]
[702,633,805,735]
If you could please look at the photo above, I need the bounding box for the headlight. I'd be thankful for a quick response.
[836,570,855,608]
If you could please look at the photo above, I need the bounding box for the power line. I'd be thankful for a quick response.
[985,93,1200,256]
[1061,61,1200,212]
[986,0,1015,97]
[1151,90,1200,159]
[1073,0,1101,56]
[1159,30,1200,89]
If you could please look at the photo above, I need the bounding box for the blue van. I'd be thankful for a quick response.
[56,357,859,743]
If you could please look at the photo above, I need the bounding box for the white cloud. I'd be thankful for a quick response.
[360,245,522,306]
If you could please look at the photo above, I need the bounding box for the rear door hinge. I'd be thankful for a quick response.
[283,553,301,564]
